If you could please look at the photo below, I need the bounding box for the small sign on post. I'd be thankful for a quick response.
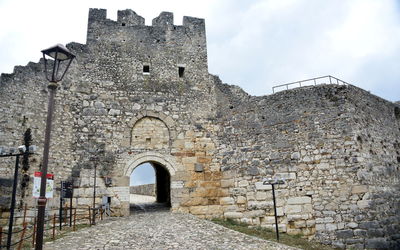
[61,181,73,199]
[33,172,54,198]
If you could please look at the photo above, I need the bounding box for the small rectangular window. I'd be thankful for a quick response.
[143,65,150,74]
[178,67,185,78]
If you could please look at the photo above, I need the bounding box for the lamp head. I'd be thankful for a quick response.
[42,44,75,83]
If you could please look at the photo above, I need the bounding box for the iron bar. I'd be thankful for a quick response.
[7,154,20,249]
[92,163,97,225]
[271,184,279,242]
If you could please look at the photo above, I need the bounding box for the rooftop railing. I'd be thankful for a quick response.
[272,75,350,93]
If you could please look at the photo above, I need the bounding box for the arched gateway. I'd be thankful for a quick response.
[123,152,178,212]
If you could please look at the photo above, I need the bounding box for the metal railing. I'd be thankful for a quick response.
[272,75,350,93]
[0,205,112,249]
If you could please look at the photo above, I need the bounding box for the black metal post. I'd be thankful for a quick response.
[35,83,57,250]
[59,181,63,231]
[69,196,73,227]
[271,183,280,242]
[6,155,20,249]
[92,164,97,225]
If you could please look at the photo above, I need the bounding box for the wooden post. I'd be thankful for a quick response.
[52,214,56,239]
[73,208,76,231]
[88,206,92,225]
[32,216,36,247]
[17,222,27,250]
[64,203,68,224]
[100,208,103,221]
[23,204,27,225]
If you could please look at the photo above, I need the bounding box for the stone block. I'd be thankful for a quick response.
[190,205,208,215]
[316,224,325,231]
[365,238,389,249]
[291,152,300,160]
[256,192,267,200]
[347,222,358,228]
[238,180,249,187]
[275,172,296,180]
[336,229,353,239]
[326,223,338,231]
[221,179,234,188]
[286,205,302,214]
[224,212,243,219]
[359,221,379,229]
[220,197,234,205]
[237,196,246,204]
[354,229,367,237]
[367,229,384,238]
[244,210,264,218]
[294,220,306,228]
[357,200,370,209]
[306,220,316,227]
[351,185,368,194]
[207,205,223,215]
[255,182,272,190]
[287,196,311,205]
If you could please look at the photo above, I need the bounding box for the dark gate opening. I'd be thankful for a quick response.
[153,162,171,206]
[129,161,171,213]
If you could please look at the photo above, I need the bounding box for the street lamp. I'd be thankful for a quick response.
[263,177,285,242]
[35,44,75,250]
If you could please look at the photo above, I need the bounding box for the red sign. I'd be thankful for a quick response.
[34,171,54,179]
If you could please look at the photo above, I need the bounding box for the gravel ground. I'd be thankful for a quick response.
[44,208,298,250]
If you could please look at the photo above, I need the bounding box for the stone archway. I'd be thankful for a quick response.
[125,152,177,209]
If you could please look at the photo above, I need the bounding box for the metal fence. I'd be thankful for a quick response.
[272,75,350,93]
[0,204,111,249]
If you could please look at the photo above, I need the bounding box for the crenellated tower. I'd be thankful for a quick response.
[85,9,208,85]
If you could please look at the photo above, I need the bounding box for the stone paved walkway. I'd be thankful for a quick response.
[44,208,297,250]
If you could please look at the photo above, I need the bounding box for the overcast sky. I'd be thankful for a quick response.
[130,163,155,186]
[0,0,399,102]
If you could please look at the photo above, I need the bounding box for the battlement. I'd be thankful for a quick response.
[86,8,208,79]
[87,8,205,33]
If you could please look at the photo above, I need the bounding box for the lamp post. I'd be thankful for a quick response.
[35,44,75,250]
[263,177,285,242]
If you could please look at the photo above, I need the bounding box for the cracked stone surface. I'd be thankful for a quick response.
[44,210,297,250]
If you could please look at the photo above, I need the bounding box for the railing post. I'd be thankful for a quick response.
[73,208,76,231]
[17,222,27,250]
[32,216,36,248]
[52,214,56,240]
[88,206,91,226]
[23,204,27,225]
[329,76,332,84]
[314,79,316,85]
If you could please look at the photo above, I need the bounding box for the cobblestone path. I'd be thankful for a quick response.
[44,208,297,250]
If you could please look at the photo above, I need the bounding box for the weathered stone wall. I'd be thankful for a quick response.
[213,81,400,249]
[0,8,399,249]
[130,184,155,196]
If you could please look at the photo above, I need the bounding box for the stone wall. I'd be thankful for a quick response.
[0,8,399,249]
[130,184,155,196]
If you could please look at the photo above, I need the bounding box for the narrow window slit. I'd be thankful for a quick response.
[178,67,185,78]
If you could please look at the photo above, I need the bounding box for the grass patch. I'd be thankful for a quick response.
[211,218,337,250]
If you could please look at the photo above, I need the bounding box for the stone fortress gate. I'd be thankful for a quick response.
[0,9,399,249]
